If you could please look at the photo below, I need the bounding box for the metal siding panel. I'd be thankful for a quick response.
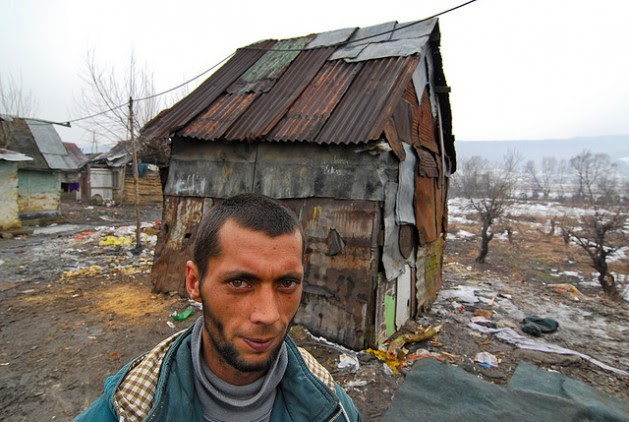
[383,181,405,281]
[395,265,412,330]
[226,47,333,141]
[415,238,444,310]
[293,198,380,350]
[165,139,256,198]
[396,143,416,225]
[253,143,394,201]
[141,40,275,140]
[415,176,438,245]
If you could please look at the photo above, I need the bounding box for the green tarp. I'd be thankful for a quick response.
[385,359,628,421]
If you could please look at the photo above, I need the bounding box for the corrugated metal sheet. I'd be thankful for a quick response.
[139,19,454,161]
[141,40,276,141]
[1,119,48,170]
[269,60,363,142]
[305,27,356,49]
[26,119,77,170]
[180,93,257,139]
[227,37,311,94]
[315,56,418,145]
[226,47,334,141]
[329,21,396,61]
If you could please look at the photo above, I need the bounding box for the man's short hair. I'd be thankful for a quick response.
[193,193,305,280]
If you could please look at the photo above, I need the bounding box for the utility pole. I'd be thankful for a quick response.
[129,96,142,250]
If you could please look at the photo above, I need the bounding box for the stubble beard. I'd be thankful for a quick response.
[200,296,291,374]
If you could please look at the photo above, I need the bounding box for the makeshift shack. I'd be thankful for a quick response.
[142,19,456,349]
[0,116,78,223]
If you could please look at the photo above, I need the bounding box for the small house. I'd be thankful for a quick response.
[83,141,163,205]
[0,116,79,223]
[0,148,33,230]
[142,19,456,349]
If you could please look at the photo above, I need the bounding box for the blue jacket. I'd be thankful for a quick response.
[75,326,362,421]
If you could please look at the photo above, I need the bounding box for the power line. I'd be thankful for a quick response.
[240,0,479,52]
[35,0,479,130]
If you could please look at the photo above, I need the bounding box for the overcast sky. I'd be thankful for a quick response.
[2,0,628,152]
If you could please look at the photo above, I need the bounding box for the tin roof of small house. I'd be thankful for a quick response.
[141,18,453,150]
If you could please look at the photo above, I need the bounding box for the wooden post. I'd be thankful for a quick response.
[129,96,141,250]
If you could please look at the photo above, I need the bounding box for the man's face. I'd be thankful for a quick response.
[186,219,304,385]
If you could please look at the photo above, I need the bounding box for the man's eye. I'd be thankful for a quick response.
[229,279,248,288]
[279,279,299,289]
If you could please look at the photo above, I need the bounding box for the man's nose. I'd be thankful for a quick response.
[250,286,280,325]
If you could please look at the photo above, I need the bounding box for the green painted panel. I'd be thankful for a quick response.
[228,37,310,94]
[18,170,59,195]
[384,292,396,338]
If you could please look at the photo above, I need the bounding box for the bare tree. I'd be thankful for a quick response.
[569,150,617,203]
[451,152,519,263]
[563,204,627,298]
[0,73,39,117]
[525,157,557,199]
[77,50,160,146]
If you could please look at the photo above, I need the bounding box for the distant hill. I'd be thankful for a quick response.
[454,135,629,176]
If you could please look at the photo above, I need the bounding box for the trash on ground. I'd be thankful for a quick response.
[337,353,360,369]
[387,324,443,360]
[99,235,133,247]
[521,316,559,337]
[548,283,585,301]
[166,321,176,329]
[172,306,195,321]
[74,231,97,240]
[61,265,103,281]
[468,323,628,377]
[474,351,499,367]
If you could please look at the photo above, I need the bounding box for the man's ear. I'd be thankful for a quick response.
[186,260,202,302]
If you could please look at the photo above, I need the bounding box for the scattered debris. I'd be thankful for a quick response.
[468,323,628,377]
[386,324,443,360]
[521,316,559,337]
[548,283,585,301]
[474,351,498,368]
[172,306,195,321]
[337,353,360,370]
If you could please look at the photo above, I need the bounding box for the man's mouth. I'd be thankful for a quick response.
[243,337,275,352]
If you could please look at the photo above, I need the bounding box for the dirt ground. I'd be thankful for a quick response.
[0,200,627,421]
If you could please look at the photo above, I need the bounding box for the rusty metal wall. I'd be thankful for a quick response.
[150,193,382,350]
[288,198,381,350]
[166,139,397,202]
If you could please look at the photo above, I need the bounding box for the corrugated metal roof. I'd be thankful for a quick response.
[141,39,276,141]
[26,119,77,170]
[63,142,89,168]
[141,18,449,149]
[0,118,76,170]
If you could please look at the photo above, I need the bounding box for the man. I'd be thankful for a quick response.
[76,193,362,421]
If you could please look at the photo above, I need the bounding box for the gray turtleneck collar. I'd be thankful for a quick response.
[190,317,288,422]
